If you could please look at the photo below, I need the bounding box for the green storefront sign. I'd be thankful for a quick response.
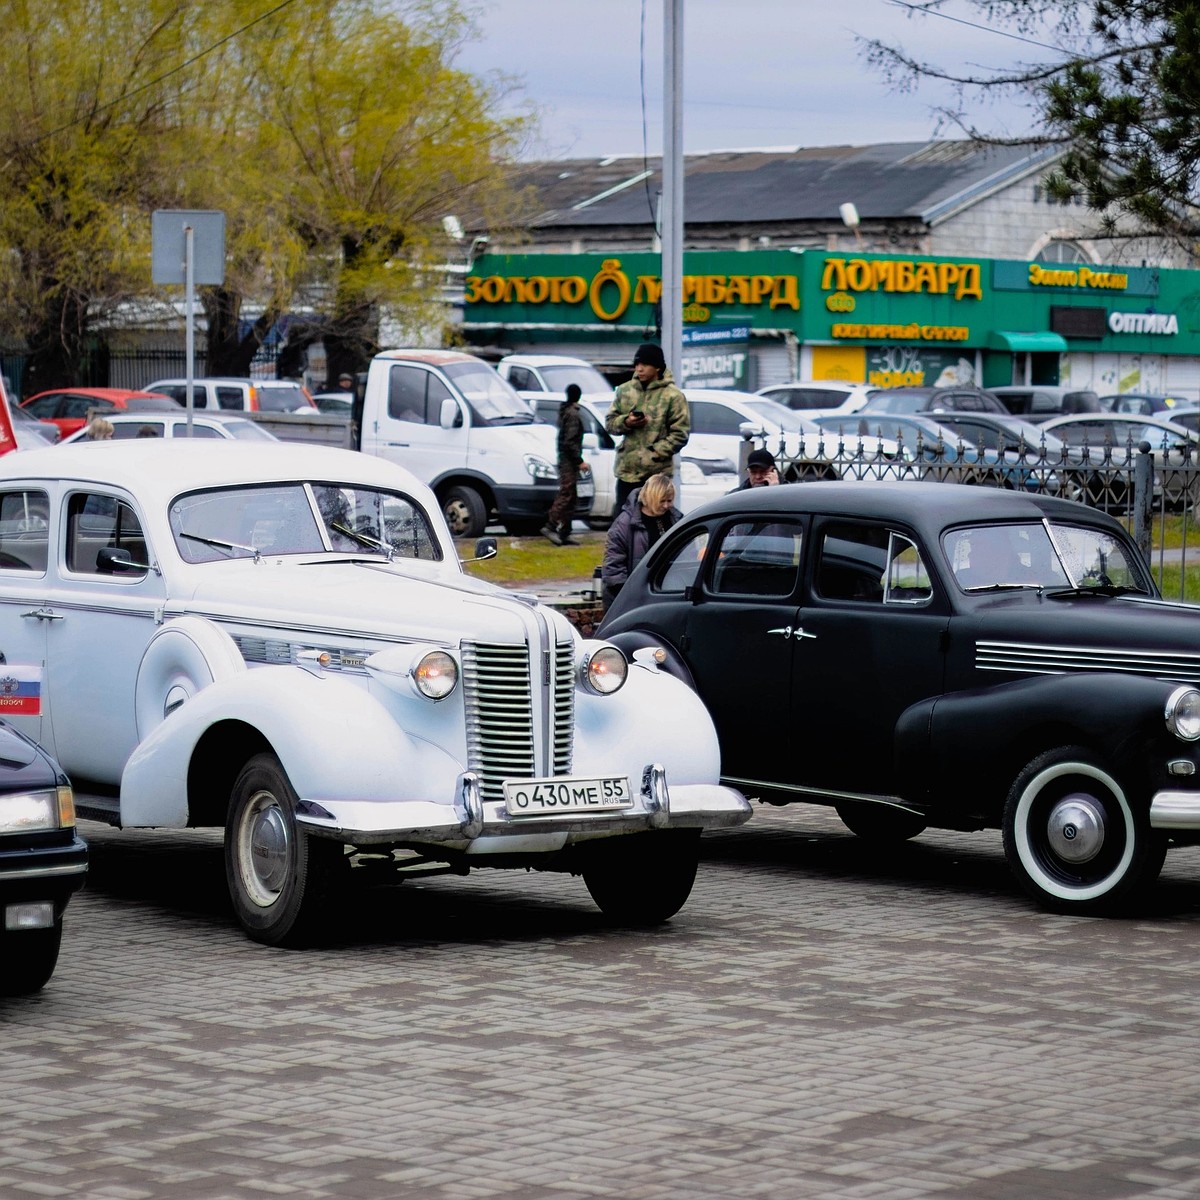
[464,249,1200,359]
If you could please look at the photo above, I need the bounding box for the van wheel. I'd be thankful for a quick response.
[442,486,488,539]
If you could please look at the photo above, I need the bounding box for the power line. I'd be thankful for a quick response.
[887,0,1071,56]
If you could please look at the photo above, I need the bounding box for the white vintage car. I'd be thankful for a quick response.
[0,441,750,945]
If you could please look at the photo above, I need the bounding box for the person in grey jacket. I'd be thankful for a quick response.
[600,473,681,610]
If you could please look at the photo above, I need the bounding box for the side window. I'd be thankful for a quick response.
[815,523,889,602]
[710,520,803,597]
[152,384,187,404]
[884,533,933,605]
[23,395,63,418]
[64,394,111,419]
[388,365,429,424]
[0,489,50,572]
[215,387,246,410]
[691,403,745,436]
[507,366,539,391]
[66,493,147,577]
[112,422,164,440]
[653,526,711,594]
[191,424,222,439]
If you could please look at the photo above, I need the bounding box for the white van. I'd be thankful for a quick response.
[146,377,316,413]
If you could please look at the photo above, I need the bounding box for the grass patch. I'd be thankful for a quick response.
[462,533,604,588]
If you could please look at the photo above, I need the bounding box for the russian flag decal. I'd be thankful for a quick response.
[0,666,42,715]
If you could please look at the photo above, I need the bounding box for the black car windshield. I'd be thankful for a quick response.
[943,521,1151,593]
[442,362,533,424]
[170,482,442,562]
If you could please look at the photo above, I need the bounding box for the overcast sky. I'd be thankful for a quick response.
[455,0,1064,161]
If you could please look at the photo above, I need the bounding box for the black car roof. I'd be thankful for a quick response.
[687,481,1124,534]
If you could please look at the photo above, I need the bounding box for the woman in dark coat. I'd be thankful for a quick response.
[601,472,681,609]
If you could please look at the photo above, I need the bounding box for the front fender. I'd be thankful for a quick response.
[895,671,1193,817]
[120,667,463,828]
[604,630,697,690]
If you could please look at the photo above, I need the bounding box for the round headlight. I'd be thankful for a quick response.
[412,650,458,700]
[1166,686,1200,741]
[580,645,627,695]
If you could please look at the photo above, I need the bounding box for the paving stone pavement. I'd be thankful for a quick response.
[5,805,1200,1200]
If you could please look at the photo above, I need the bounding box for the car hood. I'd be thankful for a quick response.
[0,720,49,774]
[968,591,1200,672]
[177,558,567,648]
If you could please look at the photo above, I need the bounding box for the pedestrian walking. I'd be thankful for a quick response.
[541,383,585,546]
[604,343,690,513]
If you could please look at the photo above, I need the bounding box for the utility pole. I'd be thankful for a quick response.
[662,0,683,376]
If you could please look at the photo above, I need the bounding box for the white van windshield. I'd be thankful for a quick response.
[443,363,533,424]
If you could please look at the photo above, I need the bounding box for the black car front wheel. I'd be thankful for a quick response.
[0,923,62,995]
[581,830,700,925]
[1002,746,1166,913]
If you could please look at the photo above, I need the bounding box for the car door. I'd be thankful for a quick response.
[0,484,55,745]
[372,363,464,483]
[674,515,807,789]
[789,518,951,797]
[41,487,167,782]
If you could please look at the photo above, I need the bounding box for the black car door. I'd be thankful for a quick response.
[677,515,807,789]
[789,517,952,798]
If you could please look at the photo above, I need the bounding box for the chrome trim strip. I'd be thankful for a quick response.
[722,775,920,811]
[1150,790,1200,829]
[0,861,88,881]
[976,639,1200,682]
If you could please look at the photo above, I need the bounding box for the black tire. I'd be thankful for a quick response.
[1002,746,1166,913]
[582,830,700,926]
[835,802,927,842]
[585,516,613,531]
[0,924,63,995]
[225,753,344,947]
[442,485,488,539]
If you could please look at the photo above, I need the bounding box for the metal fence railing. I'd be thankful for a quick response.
[746,430,1200,602]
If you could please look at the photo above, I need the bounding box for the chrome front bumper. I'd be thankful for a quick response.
[297,765,752,846]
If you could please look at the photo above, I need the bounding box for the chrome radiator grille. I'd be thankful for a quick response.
[461,640,575,802]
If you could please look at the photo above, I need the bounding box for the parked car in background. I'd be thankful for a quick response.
[0,717,86,995]
[756,380,876,416]
[989,385,1102,422]
[146,378,316,413]
[532,394,739,524]
[59,411,280,443]
[312,391,354,416]
[859,385,1010,416]
[497,354,613,398]
[1041,412,1200,510]
[599,480,1200,915]
[0,440,749,945]
[19,388,182,439]
[683,389,910,481]
[1098,392,1195,417]
[9,402,60,448]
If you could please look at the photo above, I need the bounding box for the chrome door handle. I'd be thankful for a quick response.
[767,625,816,641]
[21,608,63,621]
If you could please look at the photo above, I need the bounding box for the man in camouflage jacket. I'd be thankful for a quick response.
[605,342,691,512]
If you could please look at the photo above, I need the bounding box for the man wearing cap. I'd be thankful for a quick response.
[605,342,690,513]
[733,447,781,491]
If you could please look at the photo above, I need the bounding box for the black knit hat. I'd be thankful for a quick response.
[747,448,776,469]
[564,383,582,402]
[633,342,666,371]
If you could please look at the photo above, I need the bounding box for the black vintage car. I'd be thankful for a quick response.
[599,481,1200,913]
[0,719,86,994]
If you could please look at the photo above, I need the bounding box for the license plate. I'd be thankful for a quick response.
[576,467,595,499]
[504,775,632,817]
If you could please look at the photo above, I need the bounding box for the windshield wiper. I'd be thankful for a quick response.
[330,521,394,561]
[1047,584,1146,599]
[180,531,260,561]
[963,582,1045,593]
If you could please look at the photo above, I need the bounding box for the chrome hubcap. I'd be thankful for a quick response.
[243,792,291,903]
[1046,793,1105,864]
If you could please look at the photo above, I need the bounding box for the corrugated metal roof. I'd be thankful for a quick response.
[506,140,1057,229]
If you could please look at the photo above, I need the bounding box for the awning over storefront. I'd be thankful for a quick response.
[988,331,1069,352]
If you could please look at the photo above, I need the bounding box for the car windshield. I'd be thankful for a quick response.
[744,399,818,433]
[943,521,1151,593]
[170,482,442,563]
[540,364,612,394]
[442,362,533,424]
